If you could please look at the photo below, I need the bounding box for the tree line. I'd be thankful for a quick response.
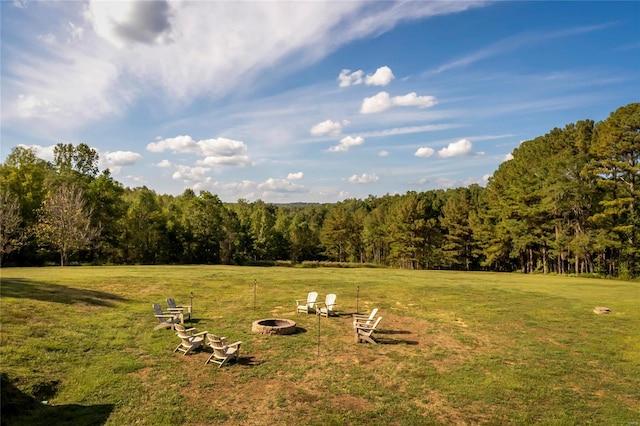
[1,103,638,277]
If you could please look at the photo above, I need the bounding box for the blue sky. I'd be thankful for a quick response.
[1,1,638,203]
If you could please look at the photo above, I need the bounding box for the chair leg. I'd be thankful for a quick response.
[363,335,376,344]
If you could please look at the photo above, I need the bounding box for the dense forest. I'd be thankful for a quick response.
[1,103,638,278]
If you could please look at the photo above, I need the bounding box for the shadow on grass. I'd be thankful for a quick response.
[375,337,419,345]
[375,329,418,345]
[1,373,114,426]
[0,278,127,307]
[238,356,264,366]
[377,329,411,335]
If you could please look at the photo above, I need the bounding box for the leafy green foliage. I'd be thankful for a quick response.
[0,103,638,277]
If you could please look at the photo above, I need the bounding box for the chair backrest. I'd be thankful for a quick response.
[366,308,379,322]
[208,335,227,357]
[370,316,382,331]
[174,324,187,333]
[325,293,337,307]
[307,291,318,305]
[166,298,177,309]
[176,332,192,345]
[152,303,163,315]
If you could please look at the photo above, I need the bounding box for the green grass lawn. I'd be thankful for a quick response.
[1,266,639,425]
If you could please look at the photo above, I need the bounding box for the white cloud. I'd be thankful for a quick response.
[340,65,394,88]
[17,144,56,162]
[503,152,514,161]
[197,138,247,157]
[191,174,309,200]
[415,147,435,158]
[378,150,389,157]
[68,22,84,41]
[364,66,395,86]
[103,150,142,166]
[347,173,379,183]
[157,159,172,168]
[38,33,56,44]
[438,138,473,158]
[360,91,437,114]
[287,172,304,180]
[4,1,484,132]
[338,69,364,87]
[310,119,349,136]
[172,165,211,181]
[360,91,392,114]
[258,177,305,193]
[198,155,251,167]
[12,0,28,9]
[146,135,198,153]
[392,92,437,108]
[15,95,61,119]
[147,135,252,167]
[86,0,174,49]
[6,46,124,129]
[327,135,365,152]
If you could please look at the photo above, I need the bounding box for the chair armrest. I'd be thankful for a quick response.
[155,314,175,319]
[353,316,375,323]
[295,299,306,304]
[354,323,374,330]
[228,341,242,348]
[194,331,208,337]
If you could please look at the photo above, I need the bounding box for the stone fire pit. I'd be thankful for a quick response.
[252,318,297,335]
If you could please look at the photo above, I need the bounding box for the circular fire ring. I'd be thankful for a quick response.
[252,318,297,335]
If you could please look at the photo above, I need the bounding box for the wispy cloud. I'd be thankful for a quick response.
[361,124,460,138]
[3,1,487,134]
[432,23,613,74]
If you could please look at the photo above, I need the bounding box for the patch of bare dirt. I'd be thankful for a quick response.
[134,311,501,425]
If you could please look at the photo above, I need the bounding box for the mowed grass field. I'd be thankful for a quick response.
[1,265,638,425]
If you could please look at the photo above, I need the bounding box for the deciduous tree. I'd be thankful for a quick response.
[0,191,24,266]
[35,182,99,266]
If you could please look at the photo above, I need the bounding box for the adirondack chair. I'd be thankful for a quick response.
[174,330,207,356]
[205,335,242,368]
[152,303,182,330]
[316,293,337,317]
[296,291,318,314]
[354,316,382,344]
[174,323,198,335]
[166,297,192,321]
[353,308,379,327]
